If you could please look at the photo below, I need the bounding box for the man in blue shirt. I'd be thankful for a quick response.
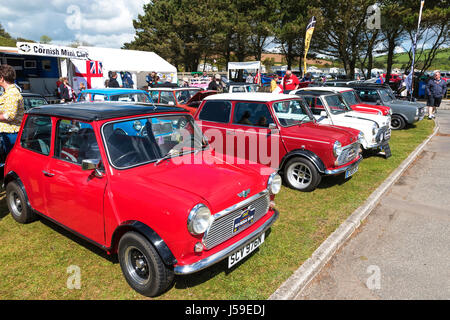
[426,71,447,119]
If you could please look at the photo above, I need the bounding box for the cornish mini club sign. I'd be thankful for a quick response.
[16,42,89,60]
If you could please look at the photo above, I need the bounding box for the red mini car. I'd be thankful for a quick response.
[195,93,363,192]
[4,103,280,297]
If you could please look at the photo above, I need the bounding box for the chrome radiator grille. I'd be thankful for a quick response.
[336,142,359,166]
[203,192,270,250]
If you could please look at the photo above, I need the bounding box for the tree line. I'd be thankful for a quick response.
[124,0,449,80]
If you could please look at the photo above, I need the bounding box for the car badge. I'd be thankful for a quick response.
[238,189,251,198]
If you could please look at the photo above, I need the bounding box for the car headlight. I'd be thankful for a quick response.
[358,132,365,144]
[372,124,379,135]
[133,120,143,131]
[268,173,282,195]
[389,109,392,115]
[416,108,419,116]
[333,141,343,158]
[187,204,213,235]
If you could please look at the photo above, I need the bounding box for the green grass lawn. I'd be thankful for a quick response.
[374,48,450,71]
[0,119,435,300]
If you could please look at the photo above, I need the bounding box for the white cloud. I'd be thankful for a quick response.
[0,0,150,48]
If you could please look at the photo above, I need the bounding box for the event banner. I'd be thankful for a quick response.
[16,42,90,60]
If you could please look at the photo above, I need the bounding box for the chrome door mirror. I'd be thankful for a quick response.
[82,159,100,171]
[268,123,278,131]
[320,111,328,118]
[82,159,104,178]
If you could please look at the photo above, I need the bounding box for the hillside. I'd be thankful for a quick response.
[374,47,450,72]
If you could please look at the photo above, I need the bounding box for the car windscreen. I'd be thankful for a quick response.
[378,89,394,103]
[272,99,314,127]
[23,97,48,111]
[341,91,360,106]
[325,95,350,114]
[102,115,206,169]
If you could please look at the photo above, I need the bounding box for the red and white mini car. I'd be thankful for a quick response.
[195,93,363,192]
[4,103,280,297]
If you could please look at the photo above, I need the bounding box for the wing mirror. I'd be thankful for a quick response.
[268,123,278,131]
[82,159,104,178]
[320,111,328,118]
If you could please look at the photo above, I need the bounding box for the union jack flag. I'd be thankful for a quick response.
[89,61,103,75]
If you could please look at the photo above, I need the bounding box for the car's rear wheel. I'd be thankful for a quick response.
[283,157,321,192]
[118,232,174,297]
[391,115,406,130]
[6,181,36,224]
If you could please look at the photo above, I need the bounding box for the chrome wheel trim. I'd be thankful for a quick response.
[124,246,151,286]
[391,117,402,129]
[8,191,23,218]
[287,162,312,189]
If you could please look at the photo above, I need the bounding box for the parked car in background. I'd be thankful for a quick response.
[77,88,153,104]
[195,93,363,192]
[344,83,426,130]
[22,93,48,111]
[148,87,217,115]
[293,90,391,156]
[4,102,280,297]
[227,82,260,93]
[299,86,391,116]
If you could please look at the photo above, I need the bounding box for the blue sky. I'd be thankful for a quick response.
[0,0,150,48]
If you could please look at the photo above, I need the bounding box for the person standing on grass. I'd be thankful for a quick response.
[426,71,447,119]
[0,64,25,161]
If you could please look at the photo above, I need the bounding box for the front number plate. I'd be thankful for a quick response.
[345,164,359,179]
[228,233,265,269]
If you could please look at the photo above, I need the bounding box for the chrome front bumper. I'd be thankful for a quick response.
[174,209,279,275]
[324,156,363,175]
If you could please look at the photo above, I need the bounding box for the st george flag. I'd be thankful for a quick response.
[72,60,104,90]
[406,0,425,96]
[303,16,316,76]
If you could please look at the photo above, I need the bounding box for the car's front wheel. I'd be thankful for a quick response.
[391,115,406,130]
[6,181,36,224]
[283,157,322,192]
[118,231,174,297]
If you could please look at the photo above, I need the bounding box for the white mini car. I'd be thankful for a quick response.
[291,90,392,154]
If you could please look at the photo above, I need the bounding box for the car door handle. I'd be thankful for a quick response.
[42,171,55,177]
[226,131,235,135]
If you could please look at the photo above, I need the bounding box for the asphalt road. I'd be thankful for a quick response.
[297,110,450,300]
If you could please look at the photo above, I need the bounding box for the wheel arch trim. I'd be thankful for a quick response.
[111,221,177,266]
[279,149,326,174]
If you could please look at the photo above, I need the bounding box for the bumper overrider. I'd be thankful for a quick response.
[367,126,391,149]
[174,209,279,275]
[324,155,363,175]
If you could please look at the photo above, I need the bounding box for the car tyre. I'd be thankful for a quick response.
[118,231,174,297]
[6,181,36,224]
[391,115,406,130]
[283,157,321,192]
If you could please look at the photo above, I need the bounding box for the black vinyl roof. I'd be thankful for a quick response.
[27,102,186,122]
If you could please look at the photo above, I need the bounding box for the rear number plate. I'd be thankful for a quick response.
[228,233,265,268]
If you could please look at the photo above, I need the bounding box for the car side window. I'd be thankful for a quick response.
[198,101,232,123]
[160,91,176,105]
[20,115,52,155]
[233,102,275,128]
[357,90,378,103]
[54,120,101,165]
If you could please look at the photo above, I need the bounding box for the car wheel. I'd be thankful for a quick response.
[391,115,406,130]
[283,157,321,192]
[6,181,36,224]
[118,232,174,297]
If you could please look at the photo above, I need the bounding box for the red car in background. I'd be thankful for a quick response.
[195,93,363,192]
[148,87,217,115]
[4,103,280,297]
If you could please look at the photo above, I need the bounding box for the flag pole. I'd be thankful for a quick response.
[303,17,316,78]
[410,0,425,101]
